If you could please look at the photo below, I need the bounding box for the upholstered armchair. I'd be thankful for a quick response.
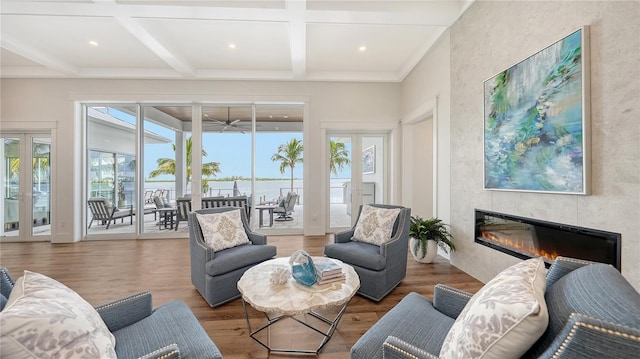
[0,267,222,359]
[324,204,411,301]
[188,207,277,307]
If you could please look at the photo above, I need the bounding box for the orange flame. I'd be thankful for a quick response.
[480,231,558,261]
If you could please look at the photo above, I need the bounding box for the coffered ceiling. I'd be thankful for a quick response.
[0,0,473,82]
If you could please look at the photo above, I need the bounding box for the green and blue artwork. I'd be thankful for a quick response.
[484,29,587,193]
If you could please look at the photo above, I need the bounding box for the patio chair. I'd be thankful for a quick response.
[174,198,192,231]
[87,197,133,229]
[273,192,298,221]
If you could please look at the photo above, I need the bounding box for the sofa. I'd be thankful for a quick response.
[0,267,222,359]
[351,256,640,359]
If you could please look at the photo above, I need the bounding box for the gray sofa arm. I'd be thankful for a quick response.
[95,291,153,332]
[247,229,267,245]
[433,284,473,319]
[538,313,640,359]
[383,336,439,359]
[137,344,180,359]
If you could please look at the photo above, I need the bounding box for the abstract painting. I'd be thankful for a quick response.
[362,146,375,174]
[484,27,589,194]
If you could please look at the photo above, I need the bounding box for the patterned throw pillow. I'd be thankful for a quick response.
[439,257,548,359]
[197,209,250,252]
[352,205,401,246]
[0,270,117,359]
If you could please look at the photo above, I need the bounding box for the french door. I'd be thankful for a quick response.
[327,133,386,232]
[1,133,52,241]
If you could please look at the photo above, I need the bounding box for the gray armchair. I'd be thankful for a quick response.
[350,257,640,359]
[324,204,411,301]
[0,267,222,359]
[189,207,277,307]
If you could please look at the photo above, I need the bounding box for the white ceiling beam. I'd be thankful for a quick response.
[286,0,306,80]
[113,16,195,77]
[1,33,79,75]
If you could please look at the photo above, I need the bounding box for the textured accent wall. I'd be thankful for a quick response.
[449,1,640,290]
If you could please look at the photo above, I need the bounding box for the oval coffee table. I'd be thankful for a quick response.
[237,257,360,355]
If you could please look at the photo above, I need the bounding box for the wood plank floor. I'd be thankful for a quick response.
[0,236,484,358]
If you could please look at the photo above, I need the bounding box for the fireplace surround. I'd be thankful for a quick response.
[475,209,621,270]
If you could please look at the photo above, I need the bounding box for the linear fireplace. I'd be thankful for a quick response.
[475,209,621,270]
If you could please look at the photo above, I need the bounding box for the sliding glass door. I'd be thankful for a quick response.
[84,102,305,237]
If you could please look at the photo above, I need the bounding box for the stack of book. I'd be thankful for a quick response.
[314,258,345,285]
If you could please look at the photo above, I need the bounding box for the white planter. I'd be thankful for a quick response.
[410,237,438,263]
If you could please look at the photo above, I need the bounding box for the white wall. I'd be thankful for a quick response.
[448,1,640,290]
[401,30,451,222]
[0,79,400,241]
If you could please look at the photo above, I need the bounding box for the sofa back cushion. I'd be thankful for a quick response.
[524,263,640,357]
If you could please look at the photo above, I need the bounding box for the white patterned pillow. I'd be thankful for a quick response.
[197,209,250,252]
[0,270,116,359]
[352,205,402,246]
[439,257,548,359]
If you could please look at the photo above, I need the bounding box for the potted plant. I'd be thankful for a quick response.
[409,216,456,263]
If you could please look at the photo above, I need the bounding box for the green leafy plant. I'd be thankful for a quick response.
[409,216,456,259]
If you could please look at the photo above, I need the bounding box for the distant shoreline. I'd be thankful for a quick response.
[146,177,349,182]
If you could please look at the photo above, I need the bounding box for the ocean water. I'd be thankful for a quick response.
[146,178,350,204]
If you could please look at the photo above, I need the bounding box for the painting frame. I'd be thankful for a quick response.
[483,26,590,195]
[362,145,375,174]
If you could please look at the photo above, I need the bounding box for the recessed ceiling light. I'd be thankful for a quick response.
[284,115,288,119]
[204,114,208,117]
[228,43,236,49]
[359,45,367,52]
[269,115,273,119]
[89,40,99,47]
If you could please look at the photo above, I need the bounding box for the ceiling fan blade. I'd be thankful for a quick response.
[212,120,226,125]
[230,119,241,125]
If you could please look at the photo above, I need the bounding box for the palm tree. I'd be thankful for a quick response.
[271,138,303,192]
[148,136,220,191]
[329,140,350,176]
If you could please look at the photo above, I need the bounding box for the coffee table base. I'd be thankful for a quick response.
[241,298,351,355]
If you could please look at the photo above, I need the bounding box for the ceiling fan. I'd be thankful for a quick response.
[211,108,250,134]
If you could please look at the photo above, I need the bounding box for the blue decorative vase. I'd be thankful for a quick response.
[291,252,318,286]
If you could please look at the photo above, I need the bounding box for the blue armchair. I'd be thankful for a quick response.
[0,267,222,359]
[189,207,277,307]
[324,204,411,301]
[350,257,640,359]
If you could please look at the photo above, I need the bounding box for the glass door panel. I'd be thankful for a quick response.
[2,137,21,238]
[329,136,352,229]
[255,104,304,232]
[141,105,187,233]
[86,105,137,235]
[32,138,51,236]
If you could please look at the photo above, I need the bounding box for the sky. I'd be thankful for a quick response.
[108,108,351,180]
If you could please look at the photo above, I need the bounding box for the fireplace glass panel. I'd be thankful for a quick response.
[475,209,621,270]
